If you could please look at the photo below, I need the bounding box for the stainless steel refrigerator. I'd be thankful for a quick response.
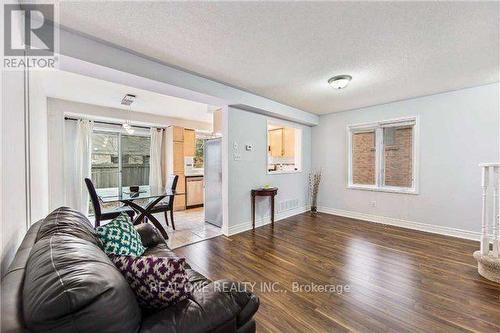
[204,138,222,227]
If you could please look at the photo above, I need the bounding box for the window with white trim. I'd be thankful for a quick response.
[347,117,418,193]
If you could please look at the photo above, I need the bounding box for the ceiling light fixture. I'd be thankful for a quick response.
[121,94,136,105]
[122,94,136,134]
[122,120,135,135]
[328,75,352,90]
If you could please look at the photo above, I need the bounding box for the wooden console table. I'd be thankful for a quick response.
[251,187,278,229]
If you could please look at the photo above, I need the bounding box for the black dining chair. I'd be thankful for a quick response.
[84,178,135,227]
[149,175,179,230]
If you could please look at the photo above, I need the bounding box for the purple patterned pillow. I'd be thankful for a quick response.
[109,254,190,309]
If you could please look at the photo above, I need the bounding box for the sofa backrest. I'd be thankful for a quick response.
[2,207,142,333]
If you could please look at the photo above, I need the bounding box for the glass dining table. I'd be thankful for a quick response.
[96,185,175,239]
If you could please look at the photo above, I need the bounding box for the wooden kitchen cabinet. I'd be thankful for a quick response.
[283,127,296,157]
[173,141,184,172]
[173,174,186,211]
[174,194,186,211]
[268,128,283,157]
[173,126,184,142]
[183,129,196,157]
[268,127,295,157]
[212,109,222,134]
[176,173,186,194]
[166,125,186,210]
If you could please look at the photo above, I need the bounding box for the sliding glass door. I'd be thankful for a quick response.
[91,131,120,189]
[121,134,151,187]
[91,130,151,192]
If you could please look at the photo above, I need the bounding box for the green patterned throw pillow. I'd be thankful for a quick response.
[96,213,146,256]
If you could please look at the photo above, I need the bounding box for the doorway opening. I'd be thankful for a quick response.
[42,69,226,248]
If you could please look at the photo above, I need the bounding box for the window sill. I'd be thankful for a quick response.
[347,184,418,195]
[267,170,302,175]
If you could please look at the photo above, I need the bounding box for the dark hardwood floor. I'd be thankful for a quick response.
[174,212,500,333]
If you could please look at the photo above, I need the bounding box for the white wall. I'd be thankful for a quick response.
[1,70,29,276]
[46,97,212,211]
[312,83,500,237]
[29,73,49,222]
[227,107,311,234]
[1,2,31,275]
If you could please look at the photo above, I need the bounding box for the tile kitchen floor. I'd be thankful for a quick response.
[158,207,222,249]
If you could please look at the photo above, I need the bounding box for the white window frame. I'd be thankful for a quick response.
[346,116,419,194]
[266,120,303,175]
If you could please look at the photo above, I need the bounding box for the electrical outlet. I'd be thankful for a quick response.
[370,201,376,207]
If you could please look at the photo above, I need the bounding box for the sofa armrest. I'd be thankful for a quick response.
[135,223,167,247]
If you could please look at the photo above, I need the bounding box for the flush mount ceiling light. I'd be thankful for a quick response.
[328,75,352,90]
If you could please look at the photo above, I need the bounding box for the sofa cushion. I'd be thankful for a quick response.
[22,209,142,333]
[109,254,190,309]
[135,222,166,247]
[96,213,146,256]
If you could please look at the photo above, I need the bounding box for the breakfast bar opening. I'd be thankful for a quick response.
[267,121,302,174]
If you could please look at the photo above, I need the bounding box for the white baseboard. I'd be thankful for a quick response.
[228,206,308,236]
[317,206,481,241]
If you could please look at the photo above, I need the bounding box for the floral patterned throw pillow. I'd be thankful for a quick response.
[109,254,190,309]
[96,213,145,256]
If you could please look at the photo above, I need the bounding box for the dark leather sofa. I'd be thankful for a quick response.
[1,207,259,333]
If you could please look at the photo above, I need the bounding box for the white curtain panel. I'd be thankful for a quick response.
[161,129,168,186]
[149,128,164,189]
[66,119,93,214]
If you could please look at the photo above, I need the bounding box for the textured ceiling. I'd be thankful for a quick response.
[57,1,499,114]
